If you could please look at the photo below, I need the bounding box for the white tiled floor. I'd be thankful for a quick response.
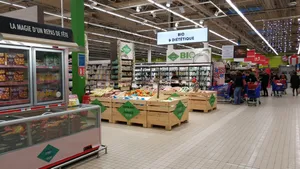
[73,94,300,169]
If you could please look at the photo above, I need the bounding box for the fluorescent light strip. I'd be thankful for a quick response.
[147,0,238,45]
[0,1,222,51]
[83,3,166,32]
[87,31,166,49]
[212,52,222,56]
[298,43,300,55]
[225,0,278,55]
[208,44,222,50]
[88,39,110,44]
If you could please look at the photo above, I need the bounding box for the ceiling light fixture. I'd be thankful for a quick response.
[136,6,141,12]
[298,43,300,54]
[151,11,156,18]
[179,6,185,13]
[214,10,221,17]
[147,0,238,45]
[199,20,204,25]
[166,0,172,7]
[225,0,278,55]
[175,22,179,28]
[89,2,97,9]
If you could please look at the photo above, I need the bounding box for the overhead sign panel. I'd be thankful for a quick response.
[157,28,208,45]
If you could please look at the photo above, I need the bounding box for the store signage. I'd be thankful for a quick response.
[118,101,140,121]
[91,99,107,113]
[37,144,59,163]
[209,94,216,107]
[166,48,211,63]
[173,101,186,120]
[157,28,208,45]
[234,45,248,58]
[247,50,255,58]
[222,45,234,59]
[0,15,73,42]
[78,53,85,77]
[213,62,225,86]
[119,41,134,60]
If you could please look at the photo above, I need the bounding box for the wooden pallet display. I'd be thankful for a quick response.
[147,97,189,130]
[188,91,217,113]
[112,99,147,127]
[90,97,112,122]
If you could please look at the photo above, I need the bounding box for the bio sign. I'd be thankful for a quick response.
[157,28,208,45]
[167,48,211,63]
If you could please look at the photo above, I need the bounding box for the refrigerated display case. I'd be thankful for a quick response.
[0,104,106,169]
[33,48,65,105]
[0,45,32,110]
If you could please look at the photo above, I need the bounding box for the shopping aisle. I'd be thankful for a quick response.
[73,95,300,169]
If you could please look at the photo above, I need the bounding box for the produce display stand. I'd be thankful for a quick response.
[188,91,217,112]
[90,96,112,122]
[111,98,147,127]
[147,96,189,130]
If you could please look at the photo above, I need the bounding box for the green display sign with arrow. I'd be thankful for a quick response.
[37,144,59,163]
[173,101,186,120]
[118,101,140,121]
[209,94,216,107]
[91,99,107,113]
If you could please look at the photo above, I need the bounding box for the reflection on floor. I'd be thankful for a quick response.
[73,94,300,169]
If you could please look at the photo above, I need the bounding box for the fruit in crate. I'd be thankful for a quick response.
[90,87,113,97]
[124,89,155,97]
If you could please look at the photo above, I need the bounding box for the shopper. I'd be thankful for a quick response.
[290,72,299,96]
[234,71,244,105]
[171,71,180,87]
[261,72,269,96]
[245,71,257,83]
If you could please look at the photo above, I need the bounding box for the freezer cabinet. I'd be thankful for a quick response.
[0,104,102,169]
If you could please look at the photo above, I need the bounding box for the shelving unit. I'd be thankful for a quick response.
[87,60,113,90]
[135,63,213,90]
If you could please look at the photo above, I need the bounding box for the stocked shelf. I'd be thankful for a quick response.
[0,65,28,69]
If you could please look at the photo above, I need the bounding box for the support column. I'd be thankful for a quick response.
[148,49,152,63]
[203,24,208,48]
[71,0,85,102]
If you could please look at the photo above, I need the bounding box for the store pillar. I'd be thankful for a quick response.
[71,0,85,102]
[148,49,152,63]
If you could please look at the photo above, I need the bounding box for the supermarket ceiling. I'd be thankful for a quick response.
[0,0,300,60]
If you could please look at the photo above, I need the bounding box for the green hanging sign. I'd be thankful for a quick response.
[37,144,59,163]
[91,99,107,113]
[209,94,216,107]
[118,101,140,121]
[173,101,186,120]
[121,45,132,55]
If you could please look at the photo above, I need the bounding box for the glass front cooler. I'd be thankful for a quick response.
[34,49,65,105]
[0,45,31,110]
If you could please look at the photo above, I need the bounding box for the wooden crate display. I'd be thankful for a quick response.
[188,91,217,113]
[147,98,189,130]
[161,91,187,97]
[90,97,112,122]
[112,99,147,127]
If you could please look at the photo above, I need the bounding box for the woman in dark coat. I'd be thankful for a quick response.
[290,72,300,96]
[261,72,269,96]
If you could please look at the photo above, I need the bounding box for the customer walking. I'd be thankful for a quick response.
[261,71,269,96]
[290,72,300,96]
[234,71,244,105]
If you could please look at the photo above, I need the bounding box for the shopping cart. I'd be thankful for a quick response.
[271,80,286,97]
[209,83,233,103]
[245,82,261,106]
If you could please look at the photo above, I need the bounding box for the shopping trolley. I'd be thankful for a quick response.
[271,80,286,97]
[245,82,261,106]
[209,83,233,103]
